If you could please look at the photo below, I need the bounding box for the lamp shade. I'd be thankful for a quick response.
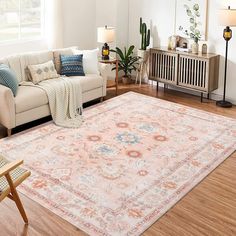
[219,8,236,26]
[97,26,115,43]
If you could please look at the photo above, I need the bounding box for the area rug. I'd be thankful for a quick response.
[1,92,236,236]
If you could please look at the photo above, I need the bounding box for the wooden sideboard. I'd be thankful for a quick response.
[149,48,220,101]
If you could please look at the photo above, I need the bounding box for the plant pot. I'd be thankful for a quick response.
[122,76,131,84]
[137,49,149,62]
[191,42,199,54]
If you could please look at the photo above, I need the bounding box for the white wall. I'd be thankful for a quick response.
[128,0,236,104]
[62,0,96,49]
[95,0,129,49]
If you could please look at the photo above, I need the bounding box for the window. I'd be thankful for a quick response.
[0,0,44,43]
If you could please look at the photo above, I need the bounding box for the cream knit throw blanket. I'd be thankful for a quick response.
[21,77,83,128]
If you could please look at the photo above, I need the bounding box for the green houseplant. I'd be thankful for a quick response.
[111,45,139,84]
[138,17,151,60]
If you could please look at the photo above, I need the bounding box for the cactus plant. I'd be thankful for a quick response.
[140,17,150,50]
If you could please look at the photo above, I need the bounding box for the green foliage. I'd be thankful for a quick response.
[110,45,139,77]
[140,17,151,50]
[179,2,202,43]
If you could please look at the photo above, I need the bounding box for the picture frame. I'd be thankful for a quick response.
[175,0,208,41]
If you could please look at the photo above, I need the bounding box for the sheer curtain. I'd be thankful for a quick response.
[45,0,64,49]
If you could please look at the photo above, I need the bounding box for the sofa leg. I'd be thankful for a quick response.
[100,97,104,102]
[7,129,12,137]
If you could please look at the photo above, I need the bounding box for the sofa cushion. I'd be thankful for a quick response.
[53,47,78,74]
[60,55,85,76]
[15,86,48,113]
[0,55,23,83]
[68,74,103,92]
[20,51,54,82]
[28,60,59,84]
[0,64,19,97]
[73,48,99,75]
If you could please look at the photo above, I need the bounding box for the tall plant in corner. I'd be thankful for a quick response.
[138,17,151,60]
[111,45,139,84]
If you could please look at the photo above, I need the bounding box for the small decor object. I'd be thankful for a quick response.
[97,26,115,60]
[176,47,191,53]
[191,38,199,54]
[60,55,85,77]
[110,45,139,84]
[176,0,208,40]
[0,64,19,96]
[182,42,188,48]
[168,35,178,50]
[216,6,236,108]
[202,43,208,54]
[168,35,189,51]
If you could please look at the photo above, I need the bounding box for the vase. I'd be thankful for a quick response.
[202,44,208,54]
[192,42,199,54]
[137,49,149,63]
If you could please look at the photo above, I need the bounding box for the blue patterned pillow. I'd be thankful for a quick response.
[60,54,85,76]
[0,64,18,97]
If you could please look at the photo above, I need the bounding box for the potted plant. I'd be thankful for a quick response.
[179,3,202,54]
[111,45,139,84]
[138,17,151,61]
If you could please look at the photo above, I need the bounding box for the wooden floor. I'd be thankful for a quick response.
[0,83,236,236]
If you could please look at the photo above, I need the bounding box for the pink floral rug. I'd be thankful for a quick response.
[1,92,236,236]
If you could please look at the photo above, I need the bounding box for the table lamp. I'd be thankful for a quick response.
[97,26,115,60]
[217,6,236,108]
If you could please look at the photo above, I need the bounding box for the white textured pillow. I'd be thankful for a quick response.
[28,60,59,84]
[73,48,99,75]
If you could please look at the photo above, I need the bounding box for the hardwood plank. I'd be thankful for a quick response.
[0,83,235,235]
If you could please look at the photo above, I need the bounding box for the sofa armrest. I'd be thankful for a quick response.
[0,85,16,129]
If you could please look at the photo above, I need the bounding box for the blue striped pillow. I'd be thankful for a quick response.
[0,64,19,97]
[60,54,85,76]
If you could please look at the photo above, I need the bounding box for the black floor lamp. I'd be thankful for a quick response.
[217,6,236,108]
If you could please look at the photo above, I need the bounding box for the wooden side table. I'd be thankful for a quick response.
[99,58,119,96]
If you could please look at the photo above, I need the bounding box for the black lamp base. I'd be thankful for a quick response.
[102,43,110,60]
[102,55,110,60]
[216,100,232,108]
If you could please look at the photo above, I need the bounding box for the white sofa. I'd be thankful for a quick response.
[0,47,107,136]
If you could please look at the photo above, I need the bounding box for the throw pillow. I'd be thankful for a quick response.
[73,48,99,75]
[53,47,78,74]
[28,60,59,85]
[0,64,19,97]
[60,54,85,76]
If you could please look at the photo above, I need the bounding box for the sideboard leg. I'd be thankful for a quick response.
[201,93,203,103]
[207,93,210,100]
[156,82,159,91]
